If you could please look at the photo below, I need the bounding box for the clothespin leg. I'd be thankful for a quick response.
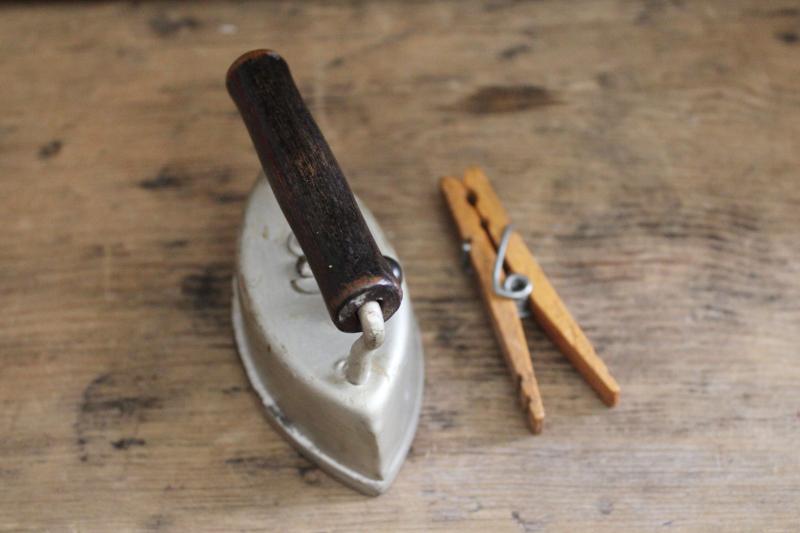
[441,176,545,433]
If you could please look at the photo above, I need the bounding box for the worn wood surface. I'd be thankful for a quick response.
[1,1,799,531]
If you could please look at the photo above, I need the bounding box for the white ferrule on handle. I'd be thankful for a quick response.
[344,301,385,385]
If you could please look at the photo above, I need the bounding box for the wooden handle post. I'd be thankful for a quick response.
[226,50,402,332]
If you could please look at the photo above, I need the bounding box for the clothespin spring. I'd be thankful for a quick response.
[492,225,533,317]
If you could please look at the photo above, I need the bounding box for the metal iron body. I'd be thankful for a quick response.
[232,175,424,495]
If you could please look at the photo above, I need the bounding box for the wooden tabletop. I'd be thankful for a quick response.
[1,1,799,531]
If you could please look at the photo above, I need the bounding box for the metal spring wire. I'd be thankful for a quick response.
[492,225,533,317]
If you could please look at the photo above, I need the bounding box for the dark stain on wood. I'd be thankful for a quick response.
[597,499,615,515]
[225,456,268,467]
[75,373,164,463]
[139,166,237,205]
[214,192,247,204]
[434,316,472,352]
[434,324,458,348]
[83,243,131,261]
[297,464,322,485]
[0,125,18,140]
[327,56,345,68]
[0,468,20,480]
[511,510,545,532]
[221,385,244,395]
[84,372,112,390]
[406,445,421,460]
[635,0,682,25]
[558,198,761,247]
[111,437,146,450]
[422,405,459,430]
[212,167,233,184]
[499,44,531,60]
[596,72,615,89]
[180,265,229,312]
[757,7,800,18]
[454,85,559,114]
[484,0,524,12]
[149,14,200,38]
[163,239,188,249]
[225,455,328,484]
[82,396,162,416]
[775,30,798,43]
[209,341,235,350]
[140,167,185,190]
[224,456,291,475]
[143,513,174,531]
[38,140,62,159]
[84,244,105,258]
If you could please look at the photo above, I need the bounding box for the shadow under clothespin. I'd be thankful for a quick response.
[440,167,620,434]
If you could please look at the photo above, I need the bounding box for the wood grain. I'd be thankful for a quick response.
[1,1,800,531]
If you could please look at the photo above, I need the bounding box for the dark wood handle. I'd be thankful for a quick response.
[226,50,402,333]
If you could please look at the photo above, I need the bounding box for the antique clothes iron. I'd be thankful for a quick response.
[227,50,424,495]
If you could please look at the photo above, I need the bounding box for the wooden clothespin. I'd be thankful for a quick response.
[441,168,620,434]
